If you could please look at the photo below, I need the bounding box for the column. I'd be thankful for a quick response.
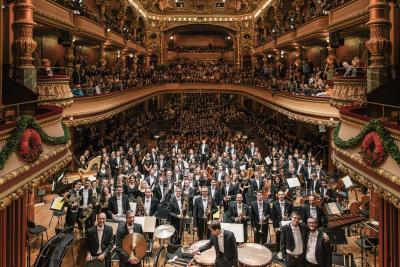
[379,198,400,267]
[389,2,399,78]
[160,32,165,65]
[132,53,137,76]
[236,33,241,68]
[65,46,75,77]
[144,54,150,69]
[98,43,106,67]
[366,0,391,92]
[13,0,37,89]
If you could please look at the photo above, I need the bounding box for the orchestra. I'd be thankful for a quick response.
[53,95,374,267]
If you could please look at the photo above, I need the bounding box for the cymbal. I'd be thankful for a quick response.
[238,243,272,266]
[122,233,147,260]
[154,224,175,239]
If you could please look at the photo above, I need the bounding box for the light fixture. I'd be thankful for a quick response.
[227,36,231,40]
[107,28,111,32]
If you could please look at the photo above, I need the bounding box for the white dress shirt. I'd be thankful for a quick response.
[279,201,285,218]
[145,197,151,215]
[82,189,89,207]
[117,196,123,215]
[176,197,182,212]
[310,206,317,219]
[287,224,304,255]
[306,231,319,264]
[218,230,225,253]
[96,226,104,254]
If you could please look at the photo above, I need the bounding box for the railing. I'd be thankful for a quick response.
[36,67,68,77]
[0,98,56,124]
[334,67,367,79]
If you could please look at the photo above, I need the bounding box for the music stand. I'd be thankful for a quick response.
[322,227,347,254]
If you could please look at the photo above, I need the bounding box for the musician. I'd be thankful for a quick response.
[314,165,326,180]
[65,180,82,228]
[78,179,94,229]
[158,154,169,171]
[199,139,210,164]
[304,162,314,181]
[246,142,256,158]
[303,195,327,228]
[250,170,264,193]
[271,191,293,245]
[250,191,271,244]
[168,187,184,243]
[209,179,223,206]
[229,193,250,242]
[143,188,158,216]
[213,164,226,182]
[222,177,237,210]
[115,210,144,267]
[111,151,123,178]
[193,187,218,240]
[145,168,158,189]
[319,180,336,203]
[192,221,238,267]
[280,211,307,267]
[308,173,321,195]
[86,213,113,266]
[153,175,168,203]
[107,185,130,219]
[305,217,332,267]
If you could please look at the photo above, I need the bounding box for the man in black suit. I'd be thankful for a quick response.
[222,177,237,210]
[250,170,264,193]
[143,188,159,216]
[107,185,130,219]
[250,192,271,244]
[280,211,307,267]
[271,191,293,245]
[302,195,327,228]
[209,179,222,207]
[308,173,321,195]
[193,187,218,240]
[111,151,123,178]
[246,142,256,158]
[305,217,332,267]
[86,213,114,266]
[65,180,82,229]
[213,164,226,182]
[115,211,144,267]
[168,187,184,244]
[229,193,250,242]
[199,139,209,164]
[158,154,169,171]
[318,180,336,203]
[192,221,238,267]
[78,179,94,229]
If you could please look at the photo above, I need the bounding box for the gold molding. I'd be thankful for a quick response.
[0,152,72,210]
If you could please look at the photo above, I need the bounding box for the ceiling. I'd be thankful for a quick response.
[138,0,262,15]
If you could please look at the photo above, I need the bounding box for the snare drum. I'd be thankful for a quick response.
[238,243,273,267]
[190,240,216,267]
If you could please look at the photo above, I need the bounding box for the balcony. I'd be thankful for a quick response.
[296,16,329,42]
[276,31,296,48]
[107,31,125,47]
[33,0,74,30]
[63,83,339,126]
[35,71,74,107]
[0,105,71,208]
[73,15,106,41]
[254,39,276,54]
[329,0,369,31]
[330,68,367,107]
[332,106,400,208]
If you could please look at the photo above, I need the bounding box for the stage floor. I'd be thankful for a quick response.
[28,194,379,267]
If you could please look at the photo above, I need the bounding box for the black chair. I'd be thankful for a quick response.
[27,220,48,249]
[49,209,65,228]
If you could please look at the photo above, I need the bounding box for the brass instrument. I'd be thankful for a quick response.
[179,193,190,244]
[239,205,247,222]
[79,205,93,234]
[135,196,146,216]
[92,189,101,207]
[100,195,110,210]
[63,191,80,210]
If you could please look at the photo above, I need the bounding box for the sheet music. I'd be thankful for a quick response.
[239,165,246,171]
[50,197,65,211]
[134,216,157,232]
[286,177,301,188]
[265,157,272,165]
[325,202,342,215]
[221,223,244,243]
[341,175,353,189]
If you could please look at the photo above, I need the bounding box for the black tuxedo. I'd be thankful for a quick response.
[111,156,124,177]
[193,196,218,240]
[199,229,238,267]
[143,197,159,216]
[250,200,271,244]
[145,176,158,189]
[271,200,293,228]
[107,194,130,218]
[86,224,113,258]
[250,178,264,193]
[157,159,169,171]
[280,223,307,262]
[228,202,250,242]
[208,186,223,206]
[213,171,226,182]
[305,230,332,267]
[115,223,143,267]
[308,180,321,195]
[304,167,314,180]
[168,195,184,243]
[153,183,169,204]
[319,187,336,203]
[302,204,327,228]
[199,144,210,155]
[65,189,80,227]
[246,146,256,158]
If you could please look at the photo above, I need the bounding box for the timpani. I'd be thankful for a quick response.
[190,240,216,267]
[238,243,273,267]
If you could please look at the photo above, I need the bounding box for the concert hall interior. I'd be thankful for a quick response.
[1,0,400,266]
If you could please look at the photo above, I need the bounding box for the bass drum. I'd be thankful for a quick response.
[60,238,87,267]
[34,233,75,267]
[154,245,168,267]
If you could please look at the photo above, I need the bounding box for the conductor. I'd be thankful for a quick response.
[191,221,238,267]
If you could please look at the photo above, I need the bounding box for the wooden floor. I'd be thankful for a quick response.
[28,194,379,267]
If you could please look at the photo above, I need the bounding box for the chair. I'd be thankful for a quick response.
[27,220,48,249]
[49,209,65,228]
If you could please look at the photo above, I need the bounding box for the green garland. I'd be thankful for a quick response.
[333,119,400,166]
[0,115,70,170]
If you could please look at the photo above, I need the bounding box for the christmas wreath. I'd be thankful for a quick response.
[19,129,43,162]
[361,131,386,167]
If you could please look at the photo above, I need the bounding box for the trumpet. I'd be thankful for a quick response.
[63,191,80,210]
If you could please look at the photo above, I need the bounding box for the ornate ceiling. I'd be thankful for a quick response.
[138,0,261,15]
